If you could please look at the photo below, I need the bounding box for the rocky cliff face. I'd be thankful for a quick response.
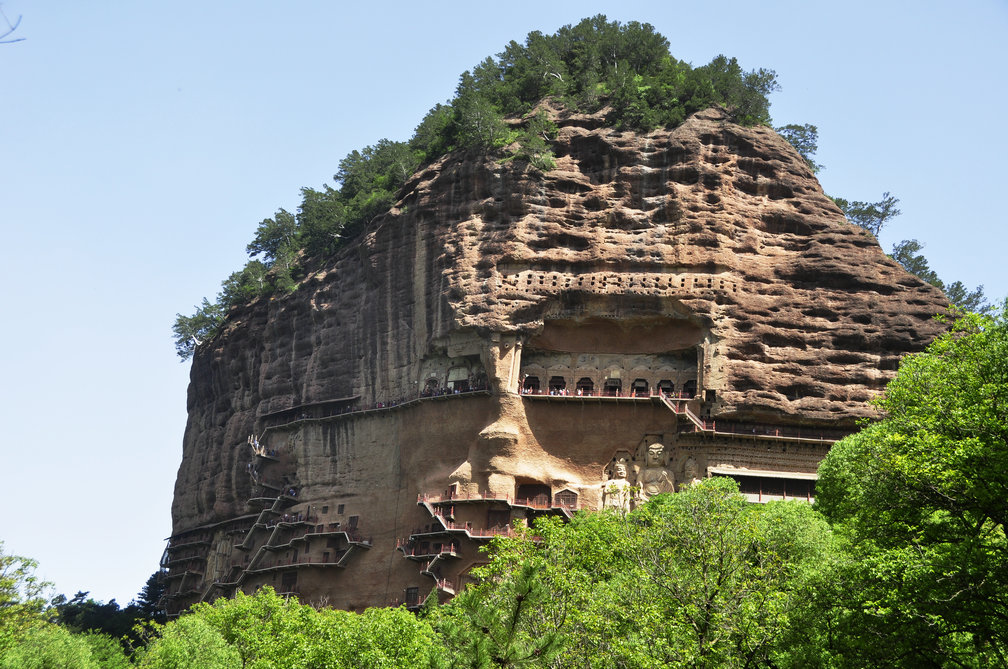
[167,107,948,611]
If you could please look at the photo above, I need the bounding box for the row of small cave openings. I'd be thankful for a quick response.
[520,375,697,398]
[502,272,736,293]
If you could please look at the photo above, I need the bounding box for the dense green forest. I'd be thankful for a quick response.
[9,304,1008,666]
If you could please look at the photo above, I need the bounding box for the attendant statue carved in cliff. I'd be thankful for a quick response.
[682,457,701,488]
[603,456,634,512]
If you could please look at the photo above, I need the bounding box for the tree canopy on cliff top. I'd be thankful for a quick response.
[173,15,779,360]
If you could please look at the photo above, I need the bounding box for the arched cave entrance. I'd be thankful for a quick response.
[576,377,594,396]
[523,376,540,394]
[548,376,566,394]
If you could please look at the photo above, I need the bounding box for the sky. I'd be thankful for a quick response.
[1,1,1005,605]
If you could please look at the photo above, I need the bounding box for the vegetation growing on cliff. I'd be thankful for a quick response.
[173,15,779,360]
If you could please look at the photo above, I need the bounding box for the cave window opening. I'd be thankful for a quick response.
[576,377,594,396]
[487,508,511,530]
[631,378,649,397]
[554,489,578,509]
[684,380,697,397]
[603,379,622,397]
[281,571,297,592]
[516,483,551,507]
[447,366,471,393]
[658,380,674,396]
[732,475,816,501]
[548,376,566,395]
[522,376,540,394]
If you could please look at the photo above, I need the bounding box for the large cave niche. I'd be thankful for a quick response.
[520,315,702,398]
[418,353,487,396]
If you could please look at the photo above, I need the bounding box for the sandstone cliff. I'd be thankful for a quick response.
[167,107,948,611]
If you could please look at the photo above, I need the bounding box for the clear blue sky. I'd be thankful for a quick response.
[1,1,1005,605]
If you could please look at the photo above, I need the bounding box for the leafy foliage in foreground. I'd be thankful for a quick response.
[431,480,832,669]
[815,302,1008,666]
[137,588,447,669]
[173,15,779,360]
[0,542,132,668]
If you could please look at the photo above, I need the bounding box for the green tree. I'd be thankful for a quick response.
[890,239,991,313]
[437,481,831,669]
[296,185,345,257]
[410,104,455,164]
[816,302,1008,666]
[626,479,795,667]
[437,563,563,669]
[246,209,299,292]
[218,260,268,308]
[139,615,239,669]
[514,111,558,171]
[454,72,511,151]
[171,297,226,361]
[80,632,132,669]
[830,191,901,237]
[135,571,167,625]
[943,279,990,314]
[51,591,137,642]
[147,587,447,669]
[0,542,52,652]
[246,208,298,268]
[0,622,100,669]
[890,238,942,286]
[776,123,822,173]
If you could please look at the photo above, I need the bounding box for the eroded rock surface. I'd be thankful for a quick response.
[166,107,948,613]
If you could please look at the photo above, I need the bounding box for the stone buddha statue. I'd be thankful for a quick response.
[638,441,674,501]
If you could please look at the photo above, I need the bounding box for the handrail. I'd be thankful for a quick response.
[520,388,695,399]
[418,491,584,511]
[260,387,490,433]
